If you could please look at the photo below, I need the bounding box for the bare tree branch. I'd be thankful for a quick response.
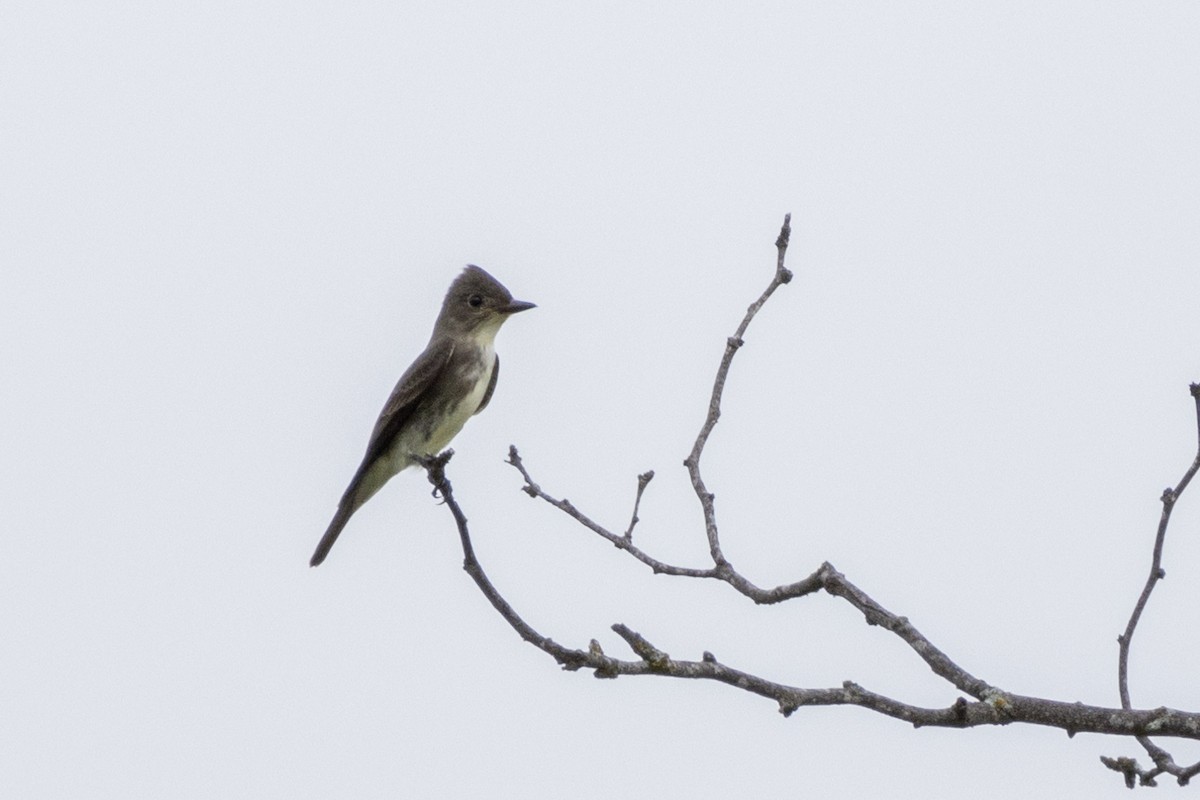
[416,215,1200,787]
[425,450,1200,742]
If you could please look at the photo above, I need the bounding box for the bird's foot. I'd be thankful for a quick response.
[416,450,455,500]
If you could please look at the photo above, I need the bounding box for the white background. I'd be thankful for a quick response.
[5,2,1200,797]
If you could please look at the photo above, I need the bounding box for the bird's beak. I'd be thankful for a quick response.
[501,299,537,314]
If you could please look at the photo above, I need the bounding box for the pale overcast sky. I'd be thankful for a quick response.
[5,3,1200,797]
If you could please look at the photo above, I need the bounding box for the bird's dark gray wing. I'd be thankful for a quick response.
[474,354,500,415]
[309,338,455,567]
[362,337,455,468]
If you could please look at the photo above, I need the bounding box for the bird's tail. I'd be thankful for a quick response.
[310,503,354,567]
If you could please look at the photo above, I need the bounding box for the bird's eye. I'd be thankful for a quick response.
[467,294,484,308]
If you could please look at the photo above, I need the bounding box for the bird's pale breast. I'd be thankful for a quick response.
[385,340,495,474]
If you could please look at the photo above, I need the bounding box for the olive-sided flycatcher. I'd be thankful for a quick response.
[309,265,534,567]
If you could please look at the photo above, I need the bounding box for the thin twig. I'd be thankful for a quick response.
[683,213,794,567]
[508,446,722,580]
[623,471,655,541]
[1106,383,1200,785]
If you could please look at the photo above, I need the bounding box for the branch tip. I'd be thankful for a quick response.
[775,213,791,251]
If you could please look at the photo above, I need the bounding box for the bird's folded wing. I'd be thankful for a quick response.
[361,337,455,467]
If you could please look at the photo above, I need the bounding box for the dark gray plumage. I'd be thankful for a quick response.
[310,265,534,567]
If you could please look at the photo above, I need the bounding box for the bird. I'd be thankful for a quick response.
[309,265,535,567]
